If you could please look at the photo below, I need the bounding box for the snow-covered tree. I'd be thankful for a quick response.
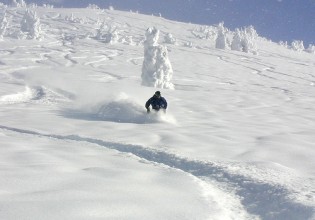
[20,10,41,39]
[192,25,216,40]
[87,4,100,10]
[306,44,315,54]
[164,33,177,44]
[144,27,159,46]
[11,0,26,7]
[279,41,288,48]
[245,25,258,39]
[141,27,174,89]
[43,4,54,8]
[28,3,38,9]
[231,29,243,51]
[231,26,258,54]
[0,13,8,40]
[291,40,305,52]
[95,22,119,44]
[215,23,228,49]
[120,35,135,45]
[65,13,85,24]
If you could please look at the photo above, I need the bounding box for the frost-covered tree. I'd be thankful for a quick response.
[231,26,258,54]
[215,23,228,49]
[291,40,305,52]
[306,44,315,54]
[28,3,38,9]
[20,10,41,39]
[0,13,8,40]
[231,29,243,51]
[141,27,174,89]
[242,26,258,54]
[279,41,288,48]
[87,4,100,9]
[95,22,119,44]
[164,33,177,44]
[11,0,26,7]
[192,25,216,40]
[65,13,85,24]
[43,4,54,8]
[120,35,135,45]
[245,25,258,39]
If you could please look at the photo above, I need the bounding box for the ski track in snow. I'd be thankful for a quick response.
[0,125,314,220]
[217,55,313,86]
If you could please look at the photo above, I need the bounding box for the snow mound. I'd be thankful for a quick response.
[0,86,72,105]
[97,100,146,123]
[0,86,43,104]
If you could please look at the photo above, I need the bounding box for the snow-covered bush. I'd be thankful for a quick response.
[291,40,305,52]
[20,10,41,39]
[215,23,228,50]
[306,44,315,54]
[109,6,114,11]
[0,12,8,40]
[231,26,258,54]
[95,22,119,44]
[164,33,177,45]
[141,27,174,89]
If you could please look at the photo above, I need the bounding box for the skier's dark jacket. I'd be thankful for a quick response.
[145,95,167,111]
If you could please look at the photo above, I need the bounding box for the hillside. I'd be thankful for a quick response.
[0,6,315,220]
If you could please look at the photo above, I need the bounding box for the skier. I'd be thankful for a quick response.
[145,91,167,113]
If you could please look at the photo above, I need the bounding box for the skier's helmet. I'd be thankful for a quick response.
[155,91,161,97]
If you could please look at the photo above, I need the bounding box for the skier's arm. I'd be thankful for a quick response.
[162,98,167,109]
[145,98,151,108]
[145,98,152,111]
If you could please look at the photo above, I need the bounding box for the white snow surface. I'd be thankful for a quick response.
[0,7,315,220]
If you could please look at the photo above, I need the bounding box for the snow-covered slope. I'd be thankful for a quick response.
[0,6,315,220]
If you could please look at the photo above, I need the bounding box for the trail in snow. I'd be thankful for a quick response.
[0,125,314,220]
